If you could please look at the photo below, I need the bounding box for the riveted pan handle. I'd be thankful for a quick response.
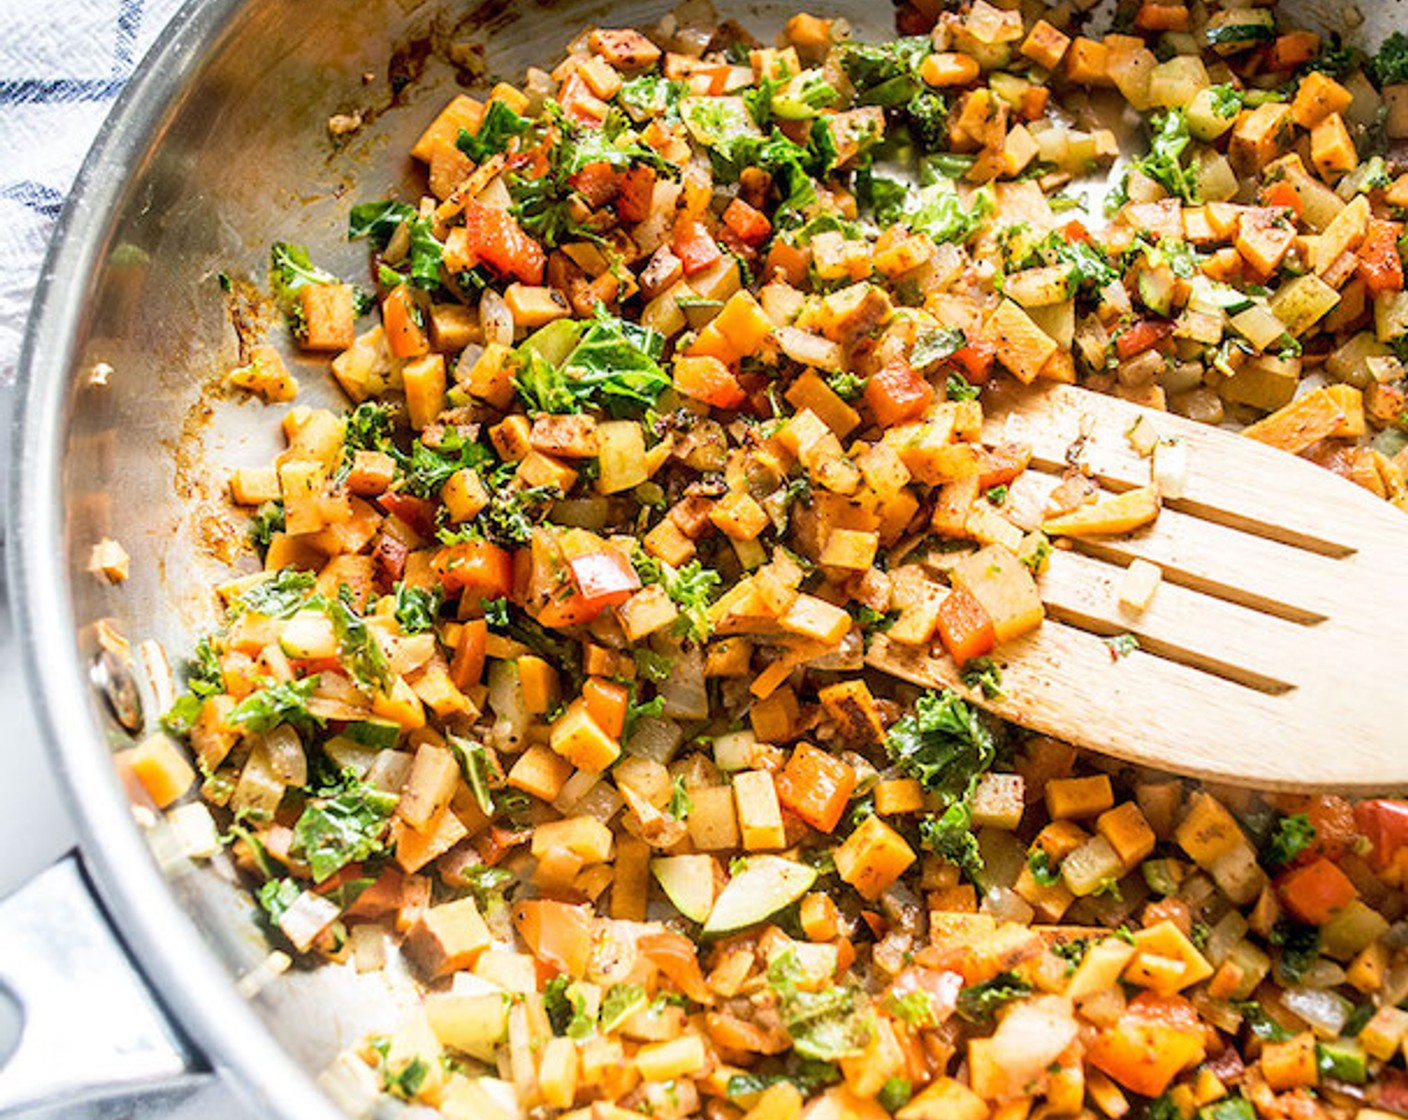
[0,853,212,1116]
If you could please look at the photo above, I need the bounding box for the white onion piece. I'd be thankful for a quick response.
[366,749,413,794]
[1299,958,1348,990]
[1282,986,1352,1037]
[627,716,684,764]
[982,886,1035,925]
[659,647,708,721]
[481,287,515,348]
[488,659,529,751]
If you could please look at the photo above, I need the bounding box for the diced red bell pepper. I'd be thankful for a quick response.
[865,361,935,427]
[461,200,546,285]
[935,587,997,665]
[567,550,641,611]
[431,538,515,600]
[1355,799,1408,869]
[1278,857,1359,926]
[722,197,772,248]
[378,492,439,540]
[1358,219,1405,298]
[672,216,722,276]
[1114,319,1173,361]
[1062,219,1092,245]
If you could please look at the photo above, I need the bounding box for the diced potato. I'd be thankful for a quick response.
[1046,774,1115,820]
[1175,791,1243,866]
[970,772,1025,830]
[1043,485,1160,538]
[405,897,492,978]
[1118,558,1163,613]
[949,544,1043,643]
[1061,834,1124,897]
[733,769,786,851]
[986,298,1058,383]
[551,702,621,772]
[126,734,196,808]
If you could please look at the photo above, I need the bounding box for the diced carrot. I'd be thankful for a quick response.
[775,742,858,833]
[432,539,515,599]
[1262,180,1304,220]
[617,165,657,224]
[674,354,747,410]
[934,586,997,665]
[1134,2,1189,31]
[672,217,723,276]
[1114,319,1173,361]
[1278,857,1358,926]
[1269,30,1321,71]
[537,588,605,629]
[383,284,430,359]
[1357,219,1405,297]
[450,617,488,690]
[865,361,935,426]
[582,676,630,739]
[462,200,546,285]
[722,197,773,247]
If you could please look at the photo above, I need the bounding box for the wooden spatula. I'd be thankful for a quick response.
[867,379,1408,793]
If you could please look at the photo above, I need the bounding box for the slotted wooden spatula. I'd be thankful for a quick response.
[867,378,1408,793]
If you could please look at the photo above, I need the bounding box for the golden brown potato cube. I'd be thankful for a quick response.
[345,450,396,497]
[1021,19,1071,70]
[299,284,358,351]
[588,28,662,71]
[404,897,491,978]
[530,413,599,459]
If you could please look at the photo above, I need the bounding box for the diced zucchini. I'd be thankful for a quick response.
[703,855,817,934]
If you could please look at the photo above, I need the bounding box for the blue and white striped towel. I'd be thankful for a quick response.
[0,0,185,384]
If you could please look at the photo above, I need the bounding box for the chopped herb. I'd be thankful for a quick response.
[250,500,285,556]
[946,372,981,401]
[632,552,722,644]
[912,327,968,372]
[960,657,1004,699]
[1052,938,1089,974]
[884,990,936,1027]
[482,597,511,629]
[1028,848,1062,886]
[878,1078,913,1113]
[1372,32,1408,85]
[1263,813,1316,869]
[669,774,694,820]
[257,877,303,923]
[825,370,867,401]
[633,648,675,682]
[450,736,498,816]
[600,983,649,1032]
[984,484,1008,506]
[235,569,317,619]
[327,590,392,692]
[1271,918,1321,984]
[1104,633,1140,659]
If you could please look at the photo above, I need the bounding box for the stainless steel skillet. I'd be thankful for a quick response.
[0,0,1393,1115]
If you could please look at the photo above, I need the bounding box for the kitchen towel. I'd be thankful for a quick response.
[0,0,185,385]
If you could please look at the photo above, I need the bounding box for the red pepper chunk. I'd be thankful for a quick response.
[1114,319,1173,362]
[672,217,722,276]
[567,550,641,612]
[1354,799,1408,868]
[461,200,545,285]
[1277,857,1358,926]
[431,538,514,599]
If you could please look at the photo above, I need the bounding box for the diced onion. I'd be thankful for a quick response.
[262,724,308,787]
[659,647,708,721]
[627,716,684,764]
[1282,986,1352,1037]
[982,886,1035,925]
[481,287,515,348]
[366,749,413,793]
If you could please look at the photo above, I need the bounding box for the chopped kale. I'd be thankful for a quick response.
[457,100,531,162]
[912,327,968,372]
[393,582,443,634]
[228,677,321,735]
[839,37,932,107]
[234,569,317,619]
[290,772,399,882]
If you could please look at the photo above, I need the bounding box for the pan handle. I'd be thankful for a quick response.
[0,853,213,1116]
